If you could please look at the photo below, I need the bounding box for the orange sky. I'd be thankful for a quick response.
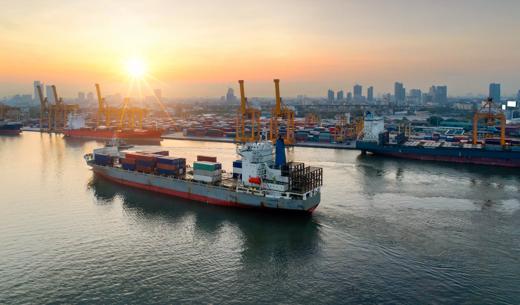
[1,0,520,98]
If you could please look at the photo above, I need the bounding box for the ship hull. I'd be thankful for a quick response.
[90,164,320,213]
[0,129,22,135]
[357,142,520,168]
[0,122,22,135]
[64,128,162,140]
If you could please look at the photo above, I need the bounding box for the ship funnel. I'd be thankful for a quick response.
[275,136,286,168]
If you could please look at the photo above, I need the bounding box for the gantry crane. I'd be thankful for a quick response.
[333,114,348,143]
[37,85,49,131]
[235,80,260,143]
[269,79,295,145]
[37,85,79,132]
[472,97,506,146]
[95,84,148,129]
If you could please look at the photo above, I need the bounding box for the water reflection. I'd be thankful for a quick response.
[87,176,322,262]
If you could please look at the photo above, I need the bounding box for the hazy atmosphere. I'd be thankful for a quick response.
[1,0,520,97]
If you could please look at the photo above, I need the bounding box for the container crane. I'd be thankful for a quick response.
[95,84,147,129]
[235,80,260,143]
[48,85,79,131]
[36,85,49,131]
[269,79,295,145]
[472,97,506,146]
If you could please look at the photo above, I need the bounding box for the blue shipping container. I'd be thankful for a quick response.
[232,160,242,168]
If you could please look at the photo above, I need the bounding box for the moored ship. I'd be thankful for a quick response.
[84,137,323,213]
[0,121,22,135]
[357,111,520,168]
[64,113,162,140]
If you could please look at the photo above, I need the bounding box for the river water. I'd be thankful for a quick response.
[1,133,519,304]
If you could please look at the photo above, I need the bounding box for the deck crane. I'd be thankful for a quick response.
[269,79,295,145]
[235,80,261,143]
[472,97,506,146]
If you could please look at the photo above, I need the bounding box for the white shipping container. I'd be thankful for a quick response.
[193,169,222,177]
[193,175,221,183]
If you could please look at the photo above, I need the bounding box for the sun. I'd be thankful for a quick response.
[125,57,147,78]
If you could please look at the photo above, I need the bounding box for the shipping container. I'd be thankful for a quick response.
[193,161,221,171]
[193,169,222,177]
[197,155,217,162]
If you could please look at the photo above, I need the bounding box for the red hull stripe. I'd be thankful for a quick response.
[93,170,316,213]
[64,129,162,139]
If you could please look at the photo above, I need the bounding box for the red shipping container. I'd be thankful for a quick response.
[136,165,154,173]
[125,152,157,162]
[156,163,178,171]
[120,158,136,165]
[197,155,217,162]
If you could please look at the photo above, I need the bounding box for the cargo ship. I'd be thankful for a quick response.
[84,137,323,213]
[0,121,22,135]
[64,114,162,140]
[357,112,520,168]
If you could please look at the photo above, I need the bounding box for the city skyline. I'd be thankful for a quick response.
[1,0,520,97]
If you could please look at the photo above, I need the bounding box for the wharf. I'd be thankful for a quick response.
[161,133,358,150]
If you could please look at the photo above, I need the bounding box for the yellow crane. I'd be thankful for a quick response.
[235,80,261,143]
[95,84,147,129]
[473,97,506,146]
[269,79,295,145]
[36,85,78,132]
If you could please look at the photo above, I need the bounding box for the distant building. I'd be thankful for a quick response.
[337,90,344,101]
[87,92,94,102]
[78,92,85,102]
[226,88,236,103]
[434,86,447,104]
[489,83,501,102]
[394,82,405,104]
[367,86,374,102]
[346,92,353,103]
[327,89,335,103]
[517,89,520,102]
[46,85,56,104]
[353,84,362,101]
[409,89,422,104]
[154,89,162,101]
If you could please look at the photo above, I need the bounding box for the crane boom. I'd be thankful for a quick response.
[51,85,60,105]
[274,79,281,115]
[239,80,247,114]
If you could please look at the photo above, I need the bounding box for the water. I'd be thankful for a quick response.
[1,133,519,304]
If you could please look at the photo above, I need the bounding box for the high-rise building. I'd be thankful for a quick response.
[78,92,85,102]
[46,85,56,104]
[226,88,236,103]
[517,90,520,102]
[367,86,374,102]
[489,83,501,102]
[346,92,353,103]
[409,89,422,104]
[434,86,447,104]
[33,81,44,102]
[337,90,344,101]
[353,84,362,100]
[154,89,162,101]
[87,92,94,102]
[394,82,405,104]
[327,89,335,103]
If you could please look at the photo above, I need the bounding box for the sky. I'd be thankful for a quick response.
[1,0,520,98]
